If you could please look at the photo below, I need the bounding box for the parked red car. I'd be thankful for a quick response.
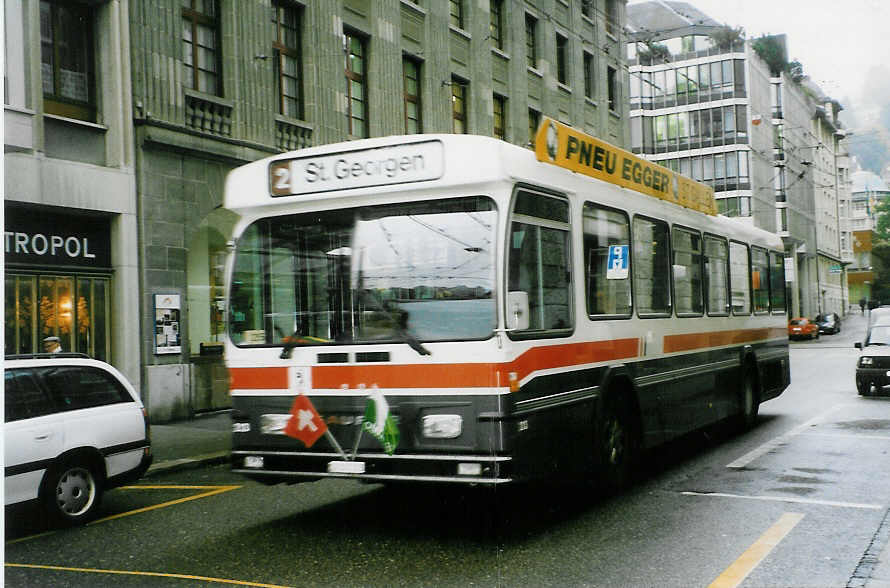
[788,317,819,340]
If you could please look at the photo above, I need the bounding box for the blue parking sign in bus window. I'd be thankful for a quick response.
[607,244,629,279]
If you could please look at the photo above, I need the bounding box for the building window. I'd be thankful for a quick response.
[581,0,594,18]
[583,52,595,99]
[40,0,95,121]
[182,0,221,95]
[403,57,422,133]
[344,31,367,138]
[493,94,506,140]
[607,66,618,111]
[490,0,503,50]
[525,14,538,69]
[556,33,568,85]
[605,0,617,36]
[452,77,467,133]
[273,1,303,119]
[777,207,788,232]
[450,0,464,29]
[528,108,540,147]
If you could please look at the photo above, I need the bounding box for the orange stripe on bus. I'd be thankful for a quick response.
[663,328,787,353]
[229,367,289,389]
[310,338,640,389]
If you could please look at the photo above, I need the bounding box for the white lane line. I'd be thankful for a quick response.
[682,491,884,510]
[801,432,890,442]
[727,403,852,469]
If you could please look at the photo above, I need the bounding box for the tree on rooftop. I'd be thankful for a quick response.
[708,25,744,50]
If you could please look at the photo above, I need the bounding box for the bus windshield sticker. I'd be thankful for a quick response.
[269,140,444,197]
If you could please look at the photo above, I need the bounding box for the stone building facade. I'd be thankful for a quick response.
[4,0,627,421]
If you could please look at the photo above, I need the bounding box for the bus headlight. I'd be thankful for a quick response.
[861,357,874,366]
[260,414,291,435]
[422,414,462,439]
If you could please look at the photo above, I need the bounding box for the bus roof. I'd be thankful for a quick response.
[224,133,782,251]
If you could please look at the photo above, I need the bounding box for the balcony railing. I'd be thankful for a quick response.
[184,91,233,137]
[276,116,313,152]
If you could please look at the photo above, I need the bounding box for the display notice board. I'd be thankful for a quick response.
[154,294,182,354]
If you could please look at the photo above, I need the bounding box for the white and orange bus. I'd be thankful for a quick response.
[223,119,789,489]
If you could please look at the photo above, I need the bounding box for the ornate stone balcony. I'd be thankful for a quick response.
[184,90,233,137]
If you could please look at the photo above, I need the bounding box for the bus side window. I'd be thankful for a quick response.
[672,226,703,316]
[751,246,770,314]
[769,251,786,314]
[704,235,730,316]
[583,202,631,318]
[633,216,671,316]
[729,241,751,315]
[508,191,572,333]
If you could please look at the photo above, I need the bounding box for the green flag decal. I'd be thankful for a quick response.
[363,388,399,455]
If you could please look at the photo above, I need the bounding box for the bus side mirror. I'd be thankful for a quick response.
[855,341,863,349]
[507,291,530,331]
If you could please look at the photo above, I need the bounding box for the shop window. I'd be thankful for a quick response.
[187,207,239,356]
[5,273,110,360]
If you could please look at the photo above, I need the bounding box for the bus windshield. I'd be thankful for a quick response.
[228,197,496,347]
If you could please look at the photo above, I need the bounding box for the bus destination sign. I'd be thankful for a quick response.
[269,140,444,197]
[534,117,717,215]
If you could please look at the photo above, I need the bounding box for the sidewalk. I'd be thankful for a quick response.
[145,410,231,477]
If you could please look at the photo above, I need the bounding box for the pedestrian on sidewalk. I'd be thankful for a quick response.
[860,298,866,314]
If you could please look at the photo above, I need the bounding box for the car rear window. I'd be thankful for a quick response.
[4,368,55,422]
[790,319,804,325]
[38,366,134,411]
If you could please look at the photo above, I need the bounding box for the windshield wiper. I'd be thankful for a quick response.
[278,330,330,359]
[393,310,431,356]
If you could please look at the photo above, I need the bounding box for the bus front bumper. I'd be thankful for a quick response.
[231,450,513,485]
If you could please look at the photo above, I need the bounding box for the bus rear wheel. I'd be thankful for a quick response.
[735,368,759,431]
[597,395,639,493]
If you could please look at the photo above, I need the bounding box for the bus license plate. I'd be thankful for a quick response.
[328,461,365,474]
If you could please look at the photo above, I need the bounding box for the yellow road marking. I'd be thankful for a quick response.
[89,484,241,524]
[708,512,805,588]
[5,563,291,587]
[7,485,242,544]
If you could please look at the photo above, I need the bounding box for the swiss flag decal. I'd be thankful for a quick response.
[284,395,327,448]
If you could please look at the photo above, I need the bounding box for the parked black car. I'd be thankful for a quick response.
[815,312,841,335]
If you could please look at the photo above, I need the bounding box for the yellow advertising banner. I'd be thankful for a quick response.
[534,117,717,216]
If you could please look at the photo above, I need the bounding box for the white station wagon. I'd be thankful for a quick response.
[4,354,152,525]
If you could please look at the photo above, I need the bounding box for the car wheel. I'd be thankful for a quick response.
[857,379,871,396]
[41,459,103,525]
[735,368,759,431]
[597,394,639,494]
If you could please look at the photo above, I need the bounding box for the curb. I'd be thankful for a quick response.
[145,451,230,477]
